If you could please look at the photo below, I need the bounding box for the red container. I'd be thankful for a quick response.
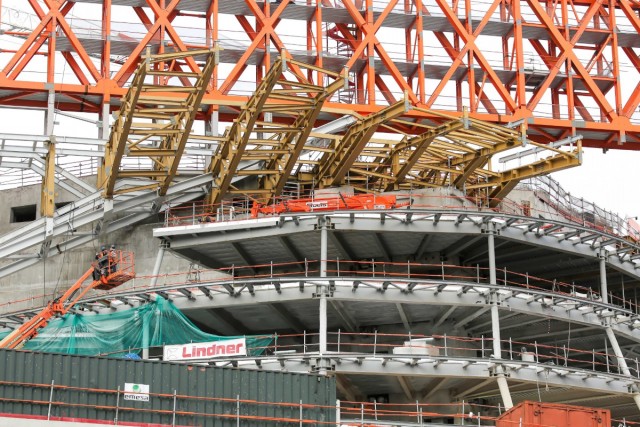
[496,401,610,427]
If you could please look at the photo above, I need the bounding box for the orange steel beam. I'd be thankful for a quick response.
[2,0,640,149]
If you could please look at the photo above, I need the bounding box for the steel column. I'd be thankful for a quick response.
[600,251,608,304]
[150,243,167,288]
[318,216,329,375]
[488,222,513,410]
[605,327,640,410]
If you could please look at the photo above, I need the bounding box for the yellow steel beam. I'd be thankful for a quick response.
[488,180,521,207]
[101,56,148,197]
[102,49,217,198]
[207,58,285,205]
[466,149,582,190]
[260,75,346,198]
[316,95,410,188]
[156,50,216,195]
[385,120,464,191]
[40,138,55,218]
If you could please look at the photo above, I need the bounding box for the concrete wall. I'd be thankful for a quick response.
[0,179,195,313]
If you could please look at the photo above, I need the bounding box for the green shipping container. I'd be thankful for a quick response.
[0,348,336,426]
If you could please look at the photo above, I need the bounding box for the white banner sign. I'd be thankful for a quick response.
[123,383,149,402]
[163,338,247,361]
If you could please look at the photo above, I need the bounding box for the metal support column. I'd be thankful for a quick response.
[318,216,329,375]
[142,310,150,359]
[205,110,219,170]
[150,243,166,288]
[487,222,513,410]
[605,327,640,410]
[600,251,608,304]
[44,90,55,136]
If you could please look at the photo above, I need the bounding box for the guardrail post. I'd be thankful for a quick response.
[336,399,341,426]
[192,203,196,225]
[509,338,513,360]
[444,333,448,357]
[441,262,445,280]
[47,380,55,420]
[337,329,341,353]
[299,399,303,427]
[360,403,364,427]
[115,386,120,425]
[373,329,378,356]
[236,394,240,427]
[172,390,177,427]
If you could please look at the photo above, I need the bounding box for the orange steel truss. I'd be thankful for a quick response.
[2,0,640,149]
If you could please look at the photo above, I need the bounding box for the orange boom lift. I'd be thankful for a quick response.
[0,251,135,350]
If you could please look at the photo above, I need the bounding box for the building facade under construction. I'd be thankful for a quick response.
[1,1,640,425]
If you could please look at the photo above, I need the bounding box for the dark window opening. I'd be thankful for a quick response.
[11,204,37,223]
[55,201,71,212]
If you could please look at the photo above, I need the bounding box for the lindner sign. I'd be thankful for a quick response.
[163,338,247,361]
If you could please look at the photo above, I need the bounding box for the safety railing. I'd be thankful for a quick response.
[2,258,637,319]
[192,330,639,380]
[161,185,639,246]
[523,175,640,243]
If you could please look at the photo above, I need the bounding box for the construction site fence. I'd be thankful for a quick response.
[0,378,556,427]
[162,184,640,245]
[0,378,636,427]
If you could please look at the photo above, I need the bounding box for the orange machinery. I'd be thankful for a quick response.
[250,193,410,218]
[496,401,610,427]
[0,251,135,350]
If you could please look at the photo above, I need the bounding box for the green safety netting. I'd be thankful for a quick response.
[0,298,272,358]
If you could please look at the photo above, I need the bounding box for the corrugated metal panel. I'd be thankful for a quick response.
[0,349,335,426]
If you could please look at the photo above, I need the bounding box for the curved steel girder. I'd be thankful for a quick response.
[155,210,640,279]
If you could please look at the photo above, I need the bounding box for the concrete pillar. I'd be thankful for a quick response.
[600,252,608,304]
[605,327,640,410]
[487,222,513,410]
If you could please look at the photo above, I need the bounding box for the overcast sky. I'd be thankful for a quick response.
[553,148,640,218]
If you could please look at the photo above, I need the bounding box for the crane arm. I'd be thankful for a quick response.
[0,266,97,350]
[0,250,135,350]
